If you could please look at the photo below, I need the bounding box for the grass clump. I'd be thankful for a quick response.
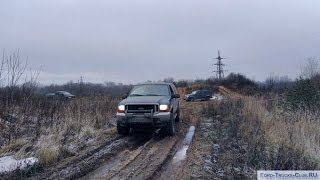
[37,147,60,166]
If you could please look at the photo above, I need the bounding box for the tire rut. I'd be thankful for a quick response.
[81,128,188,180]
[81,135,153,179]
[47,137,128,179]
[109,136,179,180]
[30,134,124,179]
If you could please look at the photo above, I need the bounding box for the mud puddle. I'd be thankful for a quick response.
[159,126,195,179]
[172,126,195,164]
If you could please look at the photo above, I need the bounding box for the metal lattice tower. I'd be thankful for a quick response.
[213,50,226,79]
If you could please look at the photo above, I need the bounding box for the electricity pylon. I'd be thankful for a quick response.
[213,50,226,79]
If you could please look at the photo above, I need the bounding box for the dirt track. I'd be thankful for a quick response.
[78,100,204,180]
[31,98,212,180]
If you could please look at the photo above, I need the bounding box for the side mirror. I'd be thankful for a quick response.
[172,94,180,99]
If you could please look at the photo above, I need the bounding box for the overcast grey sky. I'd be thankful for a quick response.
[1,0,320,84]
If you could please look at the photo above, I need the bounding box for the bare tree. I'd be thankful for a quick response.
[0,49,5,86]
[6,50,28,88]
[163,77,174,83]
[301,57,320,79]
[21,67,41,101]
[2,50,40,143]
[265,74,276,89]
[1,50,28,105]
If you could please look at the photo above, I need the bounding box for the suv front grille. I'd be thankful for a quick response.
[127,104,159,114]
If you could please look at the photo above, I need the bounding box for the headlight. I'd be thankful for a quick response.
[159,104,169,112]
[117,105,125,113]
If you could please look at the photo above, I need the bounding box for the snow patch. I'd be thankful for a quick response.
[211,93,224,100]
[0,156,38,173]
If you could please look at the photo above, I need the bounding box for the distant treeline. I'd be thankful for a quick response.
[37,82,133,97]
[33,72,315,97]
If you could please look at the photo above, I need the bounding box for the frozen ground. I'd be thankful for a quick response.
[0,156,38,173]
[211,93,224,100]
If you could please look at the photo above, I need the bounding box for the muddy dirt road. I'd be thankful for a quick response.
[79,101,204,180]
[33,99,213,180]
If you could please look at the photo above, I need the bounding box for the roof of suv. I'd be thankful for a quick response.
[192,90,211,94]
[194,90,209,92]
[136,82,174,86]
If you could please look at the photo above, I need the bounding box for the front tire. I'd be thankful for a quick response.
[175,109,180,122]
[165,114,176,136]
[117,124,130,135]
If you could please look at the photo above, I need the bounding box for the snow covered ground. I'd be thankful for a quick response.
[0,156,38,173]
[211,93,224,101]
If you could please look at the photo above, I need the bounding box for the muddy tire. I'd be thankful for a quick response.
[117,124,130,135]
[165,114,176,136]
[175,109,180,122]
[189,97,195,102]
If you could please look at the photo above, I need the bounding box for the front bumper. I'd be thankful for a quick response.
[116,111,171,128]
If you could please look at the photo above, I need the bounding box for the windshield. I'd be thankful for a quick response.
[191,91,197,95]
[129,84,170,96]
[57,91,72,95]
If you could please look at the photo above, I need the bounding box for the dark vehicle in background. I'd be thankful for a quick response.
[45,91,76,99]
[116,83,180,136]
[184,90,212,101]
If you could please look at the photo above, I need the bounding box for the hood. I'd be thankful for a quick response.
[120,96,170,105]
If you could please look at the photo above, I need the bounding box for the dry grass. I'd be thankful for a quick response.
[0,96,119,169]
[37,147,60,166]
[34,96,118,153]
[0,138,28,154]
[239,96,320,169]
[242,97,320,155]
[203,95,320,172]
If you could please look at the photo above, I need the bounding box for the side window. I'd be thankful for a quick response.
[169,85,174,95]
[171,85,178,94]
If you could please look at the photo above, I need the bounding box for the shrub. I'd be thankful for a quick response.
[218,73,258,95]
[285,78,320,110]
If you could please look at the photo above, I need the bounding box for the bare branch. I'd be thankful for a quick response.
[6,50,28,88]
[0,49,5,86]
[301,57,320,79]
[22,66,41,101]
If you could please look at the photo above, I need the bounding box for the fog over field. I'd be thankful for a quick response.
[1,0,320,84]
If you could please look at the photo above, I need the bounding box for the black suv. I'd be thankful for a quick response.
[184,90,212,101]
[45,91,76,99]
